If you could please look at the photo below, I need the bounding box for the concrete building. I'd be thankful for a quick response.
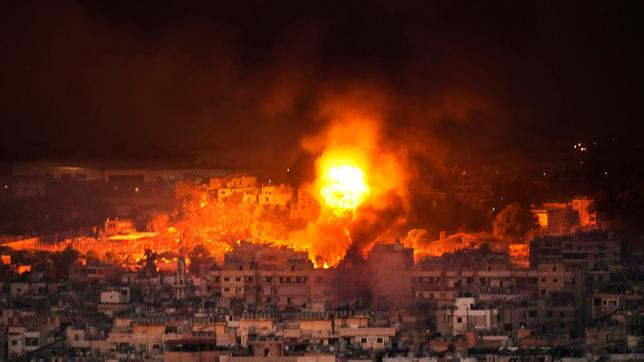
[12,176,47,198]
[530,230,621,269]
[100,287,131,304]
[259,185,294,206]
[436,298,499,335]
[571,196,597,227]
[7,327,49,359]
[290,183,319,220]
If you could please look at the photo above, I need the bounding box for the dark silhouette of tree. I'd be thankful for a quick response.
[493,203,538,243]
[54,246,79,280]
[143,248,158,275]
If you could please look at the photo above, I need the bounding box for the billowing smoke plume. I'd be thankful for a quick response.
[4,1,513,261]
[2,0,517,170]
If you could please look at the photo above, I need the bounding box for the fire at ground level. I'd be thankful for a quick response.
[0,228,619,308]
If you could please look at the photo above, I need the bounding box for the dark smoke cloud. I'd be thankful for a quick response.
[346,191,407,261]
[2,0,643,170]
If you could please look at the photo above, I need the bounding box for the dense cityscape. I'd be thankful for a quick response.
[2,1,644,361]
[2,154,644,361]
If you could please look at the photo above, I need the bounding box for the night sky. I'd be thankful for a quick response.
[1,0,643,170]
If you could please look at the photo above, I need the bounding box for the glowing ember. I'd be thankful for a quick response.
[319,164,370,214]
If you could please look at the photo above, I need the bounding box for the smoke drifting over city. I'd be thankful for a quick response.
[3,1,643,167]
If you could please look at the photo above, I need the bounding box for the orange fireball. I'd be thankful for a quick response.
[319,163,370,214]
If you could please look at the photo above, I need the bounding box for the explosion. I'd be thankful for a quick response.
[28,93,414,270]
[294,93,411,266]
[319,164,370,215]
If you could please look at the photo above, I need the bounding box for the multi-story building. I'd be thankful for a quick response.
[12,176,47,198]
[572,196,597,227]
[530,230,621,269]
[531,196,599,235]
[290,183,319,220]
[259,185,294,206]
[7,327,49,359]
[435,297,499,335]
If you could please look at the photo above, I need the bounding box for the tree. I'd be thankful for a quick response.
[189,244,213,276]
[54,246,79,280]
[493,203,538,243]
[142,248,158,275]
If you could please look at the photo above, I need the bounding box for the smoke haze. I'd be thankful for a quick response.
[2,0,643,169]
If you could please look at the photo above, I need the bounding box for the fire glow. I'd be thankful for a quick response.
[8,103,422,269]
[319,164,370,215]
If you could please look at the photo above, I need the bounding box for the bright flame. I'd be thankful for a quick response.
[319,164,370,214]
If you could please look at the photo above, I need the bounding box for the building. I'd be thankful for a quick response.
[7,327,49,359]
[259,185,294,206]
[290,183,319,220]
[436,298,499,335]
[571,196,597,227]
[531,203,576,235]
[100,287,131,304]
[530,230,621,270]
[12,176,47,198]
[103,218,136,236]
[531,196,598,235]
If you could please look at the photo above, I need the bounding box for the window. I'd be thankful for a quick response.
[265,277,272,282]
[376,338,383,343]
[235,277,241,282]
[593,298,602,306]
[223,287,230,292]
[11,340,17,346]
[361,338,367,343]
[456,317,463,323]
[223,277,230,282]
